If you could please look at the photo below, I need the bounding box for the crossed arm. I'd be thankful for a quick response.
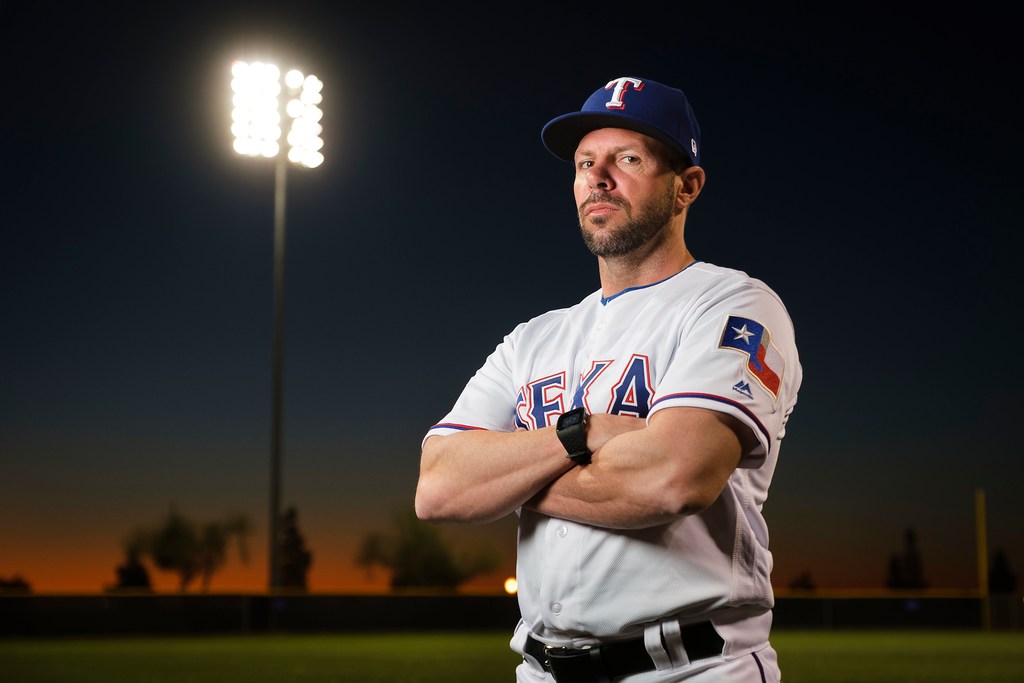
[414,406,755,530]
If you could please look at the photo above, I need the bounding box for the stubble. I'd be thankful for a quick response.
[578,183,677,258]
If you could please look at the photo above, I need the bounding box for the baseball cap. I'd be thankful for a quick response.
[541,76,701,167]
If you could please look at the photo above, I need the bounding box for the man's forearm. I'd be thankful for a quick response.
[415,427,574,524]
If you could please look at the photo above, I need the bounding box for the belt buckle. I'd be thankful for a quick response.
[543,644,609,683]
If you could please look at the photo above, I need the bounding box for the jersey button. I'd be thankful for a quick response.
[556,525,568,538]
[551,602,562,615]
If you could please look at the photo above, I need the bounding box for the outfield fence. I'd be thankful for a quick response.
[1,592,1020,637]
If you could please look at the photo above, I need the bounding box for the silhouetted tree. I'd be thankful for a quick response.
[128,507,251,592]
[356,507,499,589]
[0,575,31,594]
[356,532,389,582]
[279,506,313,590]
[989,547,1018,594]
[197,513,249,591]
[107,529,152,592]
[886,527,928,589]
[148,509,201,590]
[788,570,817,591]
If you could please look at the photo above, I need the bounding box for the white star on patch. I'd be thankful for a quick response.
[732,324,754,344]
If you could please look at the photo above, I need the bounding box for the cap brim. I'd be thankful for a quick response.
[541,111,688,163]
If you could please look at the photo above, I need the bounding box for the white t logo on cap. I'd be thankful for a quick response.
[604,77,644,110]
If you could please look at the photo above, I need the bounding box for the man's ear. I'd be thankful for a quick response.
[677,165,705,208]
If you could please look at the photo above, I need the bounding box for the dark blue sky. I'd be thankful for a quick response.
[2,3,1021,591]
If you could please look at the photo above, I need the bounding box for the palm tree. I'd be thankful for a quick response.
[148,509,201,591]
[197,513,250,591]
[137,508,251,592]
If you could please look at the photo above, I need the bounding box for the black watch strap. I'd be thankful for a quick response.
[556,407,592,465]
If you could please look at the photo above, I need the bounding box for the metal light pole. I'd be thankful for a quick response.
[269,153,287,590]
[230,60,324,592]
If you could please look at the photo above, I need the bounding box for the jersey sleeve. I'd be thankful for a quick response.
[648,280,801,467]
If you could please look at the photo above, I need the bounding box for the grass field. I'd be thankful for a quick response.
[1,630,1022,682]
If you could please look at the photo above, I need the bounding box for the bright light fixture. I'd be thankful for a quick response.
[232,60,324,168]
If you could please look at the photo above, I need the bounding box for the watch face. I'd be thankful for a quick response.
[560,411,582,428]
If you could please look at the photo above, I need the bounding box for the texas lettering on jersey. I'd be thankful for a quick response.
[513,355,654,430]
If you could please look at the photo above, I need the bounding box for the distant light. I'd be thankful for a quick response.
[258,62,280,82]
[231,60,282,159]
[260,141,280,158]
[504,577,518,595]
[304,75,323,93]
[232,60,324,168]
[286,99,304,119]
[305,151,324,168]
[300,89,323,106]
[284,69,305,90]
[304,105,324,123]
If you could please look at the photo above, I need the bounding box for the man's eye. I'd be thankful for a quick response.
[621,155,639,164]
[577,160,593,170]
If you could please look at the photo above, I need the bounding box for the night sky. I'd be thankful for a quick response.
[2,4,1021,593]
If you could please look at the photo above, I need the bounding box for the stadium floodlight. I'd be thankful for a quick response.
[231,60,324,168]
[230,58,324,594]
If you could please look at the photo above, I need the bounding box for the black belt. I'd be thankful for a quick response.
[524,621,723,683]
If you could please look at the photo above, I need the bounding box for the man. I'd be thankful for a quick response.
[416,76,801,682]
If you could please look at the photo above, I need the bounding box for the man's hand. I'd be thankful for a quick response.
[579,412,647,461]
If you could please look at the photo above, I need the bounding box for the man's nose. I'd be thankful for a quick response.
[586,162,614,190]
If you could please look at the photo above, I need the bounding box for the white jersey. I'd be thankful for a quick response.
[425,261,801,642]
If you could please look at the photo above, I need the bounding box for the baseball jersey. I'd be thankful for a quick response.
[425,261,801,640]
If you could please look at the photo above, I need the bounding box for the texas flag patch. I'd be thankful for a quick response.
[718,315,784,400]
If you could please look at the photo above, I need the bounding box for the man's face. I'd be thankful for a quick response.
[573,128,679,258]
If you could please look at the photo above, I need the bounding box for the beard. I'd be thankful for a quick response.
[578,184,676,258]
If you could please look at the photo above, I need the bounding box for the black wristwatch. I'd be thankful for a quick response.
[556,407,592,465]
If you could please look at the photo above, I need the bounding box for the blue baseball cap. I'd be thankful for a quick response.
[541,76,701,166]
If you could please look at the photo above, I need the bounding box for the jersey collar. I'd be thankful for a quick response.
[600,260,702,306]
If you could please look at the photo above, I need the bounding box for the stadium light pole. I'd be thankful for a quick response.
[230,59,324,592]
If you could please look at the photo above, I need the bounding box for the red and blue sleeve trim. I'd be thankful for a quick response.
[429,422,487,432]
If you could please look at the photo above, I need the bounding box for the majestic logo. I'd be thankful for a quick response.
[731,380,754,400]
[604,77,644,110]
[718,315,784,400]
